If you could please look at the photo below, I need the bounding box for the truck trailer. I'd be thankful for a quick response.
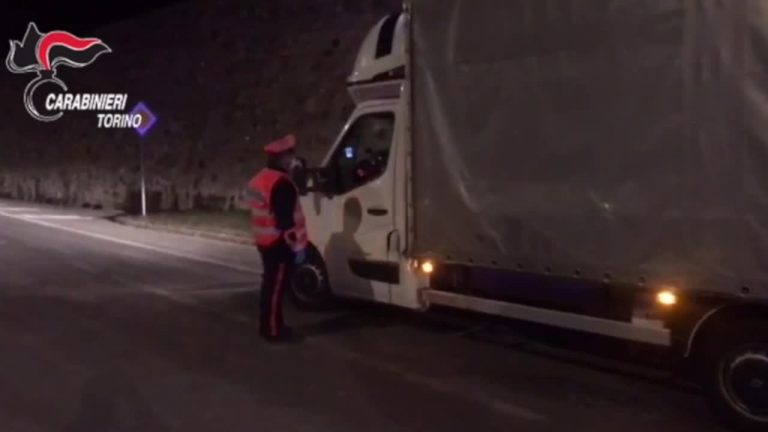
[290,1,768,430]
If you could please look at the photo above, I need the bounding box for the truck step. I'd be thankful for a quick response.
[423,290,671,347]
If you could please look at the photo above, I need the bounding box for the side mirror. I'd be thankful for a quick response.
[294,157,307,170]
[306,167,333,196]
[291,158,309,195]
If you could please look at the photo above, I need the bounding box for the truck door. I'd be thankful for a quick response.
[317,109,397,303]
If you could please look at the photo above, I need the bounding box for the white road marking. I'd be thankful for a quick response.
[19,214,93,220]
[134,278,547,422]
[325,342,548,421]
[108,273,255,323]
[0,204,546,422]
[107,273,547,423]
[0,207,39,211]
[68,260,98,273]
[179,286,257,295]
[0,209,260,275]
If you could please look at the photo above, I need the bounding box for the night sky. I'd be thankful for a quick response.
[1,0,190,41]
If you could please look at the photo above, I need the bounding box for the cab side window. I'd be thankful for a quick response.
[326,112,395,195]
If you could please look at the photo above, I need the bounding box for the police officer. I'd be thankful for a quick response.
[247,134,308,343]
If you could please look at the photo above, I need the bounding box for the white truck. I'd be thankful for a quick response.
[291,2,768,430]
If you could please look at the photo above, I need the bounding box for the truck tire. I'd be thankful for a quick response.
[288,245,334,311]
[702,321,768,431]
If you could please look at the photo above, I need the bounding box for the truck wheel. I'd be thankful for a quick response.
[703,321,768,431]
[289,247,333,311]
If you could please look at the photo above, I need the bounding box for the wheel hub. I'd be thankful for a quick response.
[750,378,763,390]
[292,264,325,302]
[723,349,768,420]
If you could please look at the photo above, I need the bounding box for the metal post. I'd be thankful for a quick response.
[138,139,147,217]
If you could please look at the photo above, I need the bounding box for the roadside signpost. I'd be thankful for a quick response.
[131,102,158,217]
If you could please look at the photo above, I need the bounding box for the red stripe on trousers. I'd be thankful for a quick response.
[271,264,286,336]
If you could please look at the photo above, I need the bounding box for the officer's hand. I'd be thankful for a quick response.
[295,248,307,265]
[285,231,297,243]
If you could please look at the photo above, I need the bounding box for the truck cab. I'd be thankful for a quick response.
[292,13,423,310]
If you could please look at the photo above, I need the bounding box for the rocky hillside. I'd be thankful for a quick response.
[0,0,399,212]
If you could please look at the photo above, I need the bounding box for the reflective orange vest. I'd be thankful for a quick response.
[247,168,308,251]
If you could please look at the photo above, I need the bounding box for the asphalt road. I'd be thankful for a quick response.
[0,200,729,432]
